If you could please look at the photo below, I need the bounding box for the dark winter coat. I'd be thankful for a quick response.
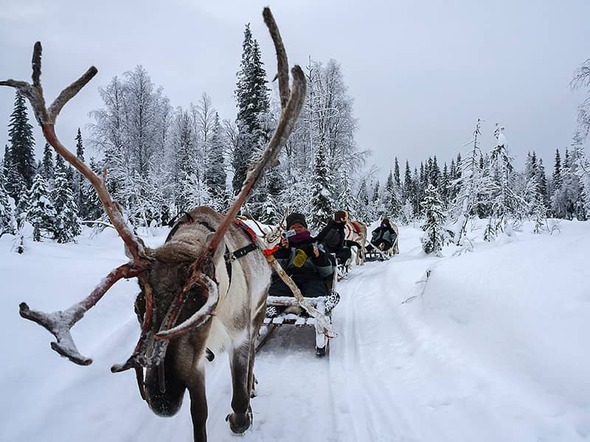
[371,224,397,250]
[316,219,346,253]
[317,219,352,265]
[269,234,334,298]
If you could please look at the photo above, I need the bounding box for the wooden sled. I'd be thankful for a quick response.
[364,236,399,262]
[257,263,338,357]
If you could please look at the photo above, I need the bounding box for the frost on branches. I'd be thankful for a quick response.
[420,184,451,256]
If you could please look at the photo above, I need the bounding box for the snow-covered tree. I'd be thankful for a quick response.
[571,58,590,140]
[205,113,229,212]
[39,142,54,182]
[574,145,590,216]
[73,128,91,219]
[420,184,449,256]
[51,170,81,243]
[5,91,36,203]
[450,119,485,244]
[8,91,36,186]
[486,123,527,235]
[310,145,333,230]
[90,66,171,226]
[552,146,584,220]
[0,179,15,236]
[383,170,402,220]
[233,24,270,199]
[25,174,55,242]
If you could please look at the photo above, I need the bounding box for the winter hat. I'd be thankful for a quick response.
[286,213,308,229]
[334,210,348,223]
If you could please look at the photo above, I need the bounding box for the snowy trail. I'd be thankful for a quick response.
[3,222,589,442]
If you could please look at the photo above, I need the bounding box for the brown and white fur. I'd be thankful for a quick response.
[344,220,368,265]
[137,207,271,441]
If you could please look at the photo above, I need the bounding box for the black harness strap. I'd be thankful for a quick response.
[166,216,259,282]
[225,243,258,262]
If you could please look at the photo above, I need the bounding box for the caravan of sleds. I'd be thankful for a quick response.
[250,216,400,357]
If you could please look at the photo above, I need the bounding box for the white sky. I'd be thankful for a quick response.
[1,219,588,441]
[1,0,590,177]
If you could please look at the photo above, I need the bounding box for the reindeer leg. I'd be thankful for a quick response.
[226,343,253,434]
[188,367,208,442]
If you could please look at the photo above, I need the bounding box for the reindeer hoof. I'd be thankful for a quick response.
[226,407,252,434]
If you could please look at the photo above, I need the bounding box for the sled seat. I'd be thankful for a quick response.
[258,295,332,356]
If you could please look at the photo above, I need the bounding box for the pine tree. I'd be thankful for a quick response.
[357,179,371,222]
[0,179,15,236]
[84,157,105,221]
[40,143,54,181]
[233,24,270,196]
[335,173,357,220]
[420,184,449,256]
[51,170,81,243]
[402,160,414,205]
[6,92,36,202]
[25,174,55,241]
[393,157,401,188]
[204,113,228,211]
[383,170,401,219]
[74,128,89,218]
[3,144,24,204]
[310,145,333,230]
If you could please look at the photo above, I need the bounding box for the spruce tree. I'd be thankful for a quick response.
[74,128,88,218]
[0,179,15,236]
[233,24,270,196]
[6,92,36,202]
[384,170,401,219]
[40,143,55,181]
[84,158,105,221]
[420,184,448,256]
[204,113,229,211]
[51,170,81,243]
[25,174,55,241]
[310,145,333,230]
[393,157,401,188]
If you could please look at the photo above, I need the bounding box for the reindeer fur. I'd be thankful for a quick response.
[137,207,271,441]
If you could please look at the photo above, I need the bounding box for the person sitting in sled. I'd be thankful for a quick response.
[267,213,339,316]
[366,217,397,253]
[265,213,340,317]
[316,210,352,267]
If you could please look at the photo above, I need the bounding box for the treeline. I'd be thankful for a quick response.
[0,24,363,243]
[2,25,590,252]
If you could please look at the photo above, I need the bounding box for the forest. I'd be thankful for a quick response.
[2,24,590,255]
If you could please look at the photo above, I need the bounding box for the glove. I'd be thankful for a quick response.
[293,248,308,268]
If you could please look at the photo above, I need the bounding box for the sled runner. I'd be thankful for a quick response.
[365,240,395,261]
[257,261,339,357]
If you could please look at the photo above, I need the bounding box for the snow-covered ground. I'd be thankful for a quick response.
[1,219,589,442]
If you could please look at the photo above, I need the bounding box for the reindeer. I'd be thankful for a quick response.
[3,8,306,442]
[344,220,368,265]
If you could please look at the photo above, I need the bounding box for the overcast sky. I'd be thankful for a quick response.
[2,0,590,179]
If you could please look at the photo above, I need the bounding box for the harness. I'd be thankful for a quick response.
[166,212,259,281]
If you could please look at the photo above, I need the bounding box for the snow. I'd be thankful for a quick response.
[1,220,589,441]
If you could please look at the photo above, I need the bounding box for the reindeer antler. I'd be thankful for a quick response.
[2,43,153,365]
